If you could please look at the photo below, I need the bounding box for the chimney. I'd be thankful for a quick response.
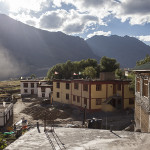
[100,72,115,80]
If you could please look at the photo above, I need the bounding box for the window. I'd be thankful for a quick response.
[96,98,102,105]
[42,93,45,97]
[23,83,28,88]
[74,83,79,89]
[73,95,76,101]
[84,98,87,105]
[41,87,45,92]
[56,82,60,88]
[31,83,34,88]
[129,98,134,105]
[96,84,102,91]
[31,89,34,94]
[24,89,28,93]
[66,83,70,89]
[83,84,88,91]
[66,94,69,100]
[117,84,121,91]
[37,83,39,87]
[136,77,140,92]
[57,92,60,98]
[142,79,148,97]
[77,96,80,103]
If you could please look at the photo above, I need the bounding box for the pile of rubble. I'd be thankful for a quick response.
[21,103,70,122]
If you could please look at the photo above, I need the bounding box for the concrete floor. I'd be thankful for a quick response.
[5,127,150,150]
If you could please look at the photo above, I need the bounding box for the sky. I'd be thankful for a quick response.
[0,0,150,45]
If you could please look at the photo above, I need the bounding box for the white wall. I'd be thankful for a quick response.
[21,81,39,95]
[38,87,51,98]
[0,103,13,126]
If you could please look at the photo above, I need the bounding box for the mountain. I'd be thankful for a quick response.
[0,14,98,80]
[86,35,150,68]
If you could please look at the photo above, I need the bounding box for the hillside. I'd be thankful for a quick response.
[86,35,150,68]
[0,14,98,80]
[1,14,150,80]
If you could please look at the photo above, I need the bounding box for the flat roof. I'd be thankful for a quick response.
[5,127,150,150]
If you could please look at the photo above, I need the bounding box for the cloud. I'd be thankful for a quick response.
[0,45,28,80]
[0,1,9,14]
[121,0,150,15]
[3,0,49,13]
[39,9,99,34]
[39,10,66,29]
[87,30,111,38]
[64,23,85,34]
[136,35,150,42]
[9,13,38,27]
[114,0,150,25]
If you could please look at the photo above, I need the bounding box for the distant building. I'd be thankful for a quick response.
[53,72,134,112]
[38,83,53,98]
[20,80,52,98]
[133,63,150,132]
[0,102,13,129]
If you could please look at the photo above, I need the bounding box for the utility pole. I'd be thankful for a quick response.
[82,105,87,125]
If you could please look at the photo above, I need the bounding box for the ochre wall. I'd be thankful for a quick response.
[53,80,135,111]
[91,84,106,98]
[53,81,62,103]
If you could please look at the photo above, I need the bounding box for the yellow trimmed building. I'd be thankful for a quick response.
[53,77,134,112]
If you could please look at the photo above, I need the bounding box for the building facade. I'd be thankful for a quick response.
[20,80,53,98]
[53,79,134,111]
[133,63,150,132]
[38,84,53,98]
[20,80,40,95]
[0,102,13,128]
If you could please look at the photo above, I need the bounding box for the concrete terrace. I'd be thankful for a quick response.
[6,127,150,150]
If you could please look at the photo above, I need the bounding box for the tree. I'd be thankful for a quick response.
[82,66,97,79]
[47,59,99,80]
[136,54,150,66]
[115,69,125,79]
[30,74,36,79]
[128,72,135,92]
[0,133,7,149]
[100,56,120,72]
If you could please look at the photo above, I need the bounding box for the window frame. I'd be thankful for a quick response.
[23,83,28,88]
[96,84,102,91]
[56,82,60,88]
[56,92,60,98]
[77,96,80,103]
[96,98,102,105]
[66,83,70,89]
[66,94,69,100]
[74,83,79,90]
[83,84,88,91]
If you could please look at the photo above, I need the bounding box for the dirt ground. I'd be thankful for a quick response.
[13,98,82,127]
[13,97,134,131]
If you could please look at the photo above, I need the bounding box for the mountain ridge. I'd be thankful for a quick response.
[0,14,150,80]
[86,35,150,68]
[0,14,98,80]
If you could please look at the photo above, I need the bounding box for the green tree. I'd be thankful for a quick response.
[100,56,120,72]
[128,72,135,92]
[47,59,99,80]
[30,74,36,79]
[47,64,63,79]
[136,54,150,66]
[82,66,97,79]
[0,133,7,149]
[115,69,125,79]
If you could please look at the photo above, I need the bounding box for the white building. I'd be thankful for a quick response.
[20,80,48,95]
[20,80,53,98]
[38,84,53,98]
[0,102,13,127]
